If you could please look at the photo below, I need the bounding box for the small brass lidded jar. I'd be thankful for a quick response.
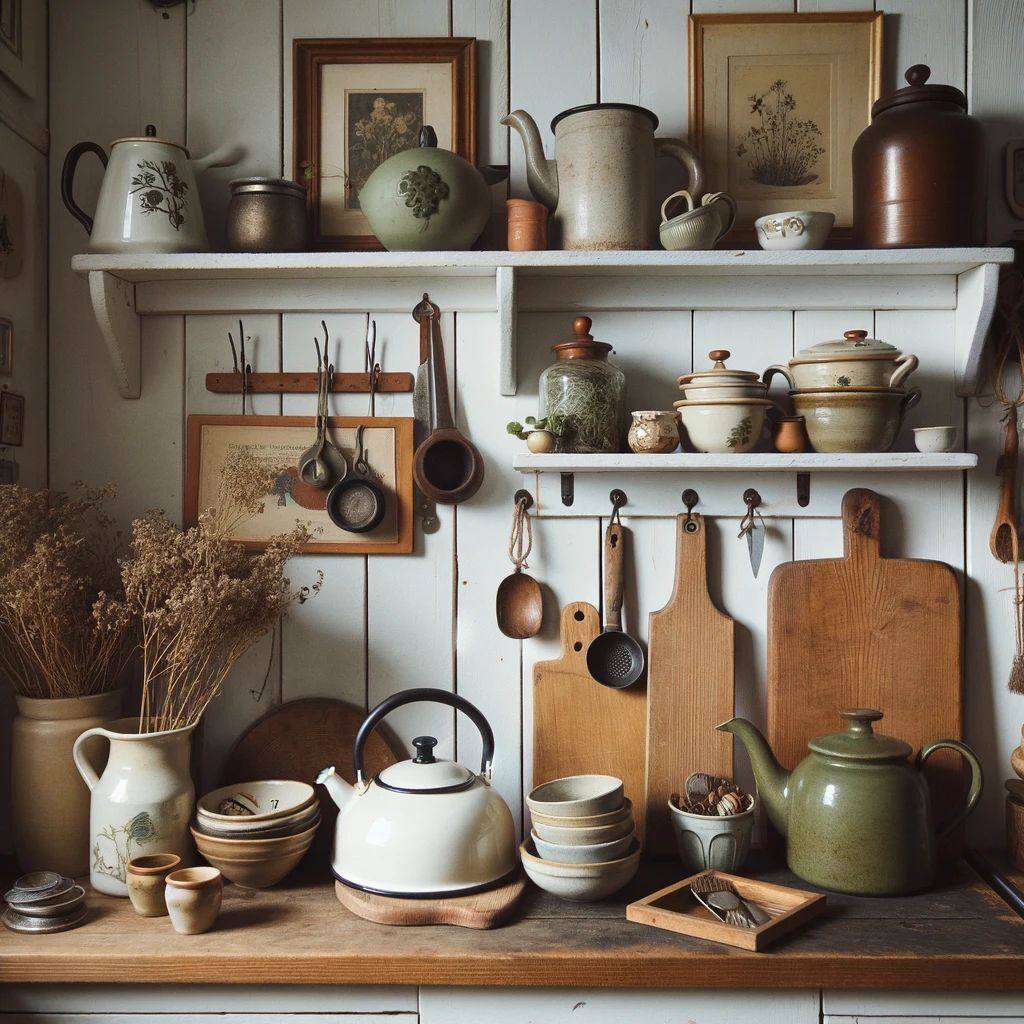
[226,177,308,252]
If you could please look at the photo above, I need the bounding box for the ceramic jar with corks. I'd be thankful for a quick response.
[852,64,986,248]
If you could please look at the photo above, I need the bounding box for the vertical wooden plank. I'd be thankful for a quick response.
[187,0,283,250]
[507,0,597,203]
[883,0,966,96]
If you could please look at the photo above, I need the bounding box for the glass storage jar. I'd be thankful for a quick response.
[540,316,626,454]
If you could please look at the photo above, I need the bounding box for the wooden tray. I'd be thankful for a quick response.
[334,873,526,930]
[627,870,826,951]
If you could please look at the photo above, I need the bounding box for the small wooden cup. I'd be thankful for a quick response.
[507,199,548,251]
[126,853,182,918]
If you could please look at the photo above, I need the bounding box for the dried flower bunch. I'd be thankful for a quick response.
[0,483,131,699]
[95,448,320,732]
[672,772,753,817]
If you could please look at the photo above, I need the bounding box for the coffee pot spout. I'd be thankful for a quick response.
[316,765,356,813]
[501,109,558,210]
[718,717,792,836]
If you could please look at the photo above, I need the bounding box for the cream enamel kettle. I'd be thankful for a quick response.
[318,688,518,897]
[61,125,236,253]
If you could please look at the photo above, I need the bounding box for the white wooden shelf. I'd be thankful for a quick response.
[72,248,1012,399]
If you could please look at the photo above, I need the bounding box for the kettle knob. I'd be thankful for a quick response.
[145,124,157,137]
[412,735,438,764]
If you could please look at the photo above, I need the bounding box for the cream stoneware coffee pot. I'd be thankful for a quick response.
[720,709,983,896]
[502,103,705,250]
[318,688,518,897]
[61,125,237,253]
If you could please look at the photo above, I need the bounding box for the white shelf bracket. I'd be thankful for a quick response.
[497,265,517,395]
[88,271,140,398]
[954,261,1001,397]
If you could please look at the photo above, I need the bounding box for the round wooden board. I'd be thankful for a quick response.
[334,873,526,930]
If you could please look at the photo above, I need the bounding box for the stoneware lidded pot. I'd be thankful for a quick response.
[721,709,983,896]
[318,688,518,898]
[763,329,919,391]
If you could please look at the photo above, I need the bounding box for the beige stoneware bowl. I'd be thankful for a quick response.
[531,828,634,864]
[520,838,641,902]
[674,398,773,454]
[530,797,633,830]
[197,780,316,824]
[790,386,921,453]
[532,815,634,847]
[193,802,320,839]
[191,818,319,889]
[526,775,624,818]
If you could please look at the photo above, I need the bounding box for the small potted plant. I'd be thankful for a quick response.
[506,415,567,454]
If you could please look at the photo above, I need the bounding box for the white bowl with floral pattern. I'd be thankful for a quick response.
[674,398,773,454]
[755,210,834,250]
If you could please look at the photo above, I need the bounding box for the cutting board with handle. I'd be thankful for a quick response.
[533,601,647,839]
[767,488,963,836]
[645,513,734,858]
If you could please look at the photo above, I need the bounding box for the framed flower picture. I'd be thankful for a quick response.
[293,38,477,250]
[689,12,882,239]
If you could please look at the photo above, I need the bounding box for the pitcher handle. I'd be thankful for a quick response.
[73,726,111,791]
[60,142,108,235]
[890,353,920,389]
[917,738,984,842]
[654,137,706,204]
[762,364,795,391]
[660,189,694,224]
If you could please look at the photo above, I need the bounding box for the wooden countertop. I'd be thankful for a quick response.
[2,858,1022,989]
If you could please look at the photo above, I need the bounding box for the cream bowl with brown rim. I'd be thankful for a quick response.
[790,386,921,453]
[674,398,773,454]
[520,838,641,902]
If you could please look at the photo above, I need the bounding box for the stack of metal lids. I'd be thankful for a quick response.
[2,871,87,933]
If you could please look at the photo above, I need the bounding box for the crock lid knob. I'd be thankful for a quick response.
[412,736,438,764]
[708,349,730,369]
[905,64,930,87]
[843,330,869,343]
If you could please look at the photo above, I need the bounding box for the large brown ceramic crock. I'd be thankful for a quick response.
[852,64,986,248]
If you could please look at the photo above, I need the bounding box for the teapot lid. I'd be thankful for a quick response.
[112,124,189,156]
[791,329,901,364]
[376,736,476,793]
[677,349,761,384]
[872,65,967,117]
[809,709,912,762]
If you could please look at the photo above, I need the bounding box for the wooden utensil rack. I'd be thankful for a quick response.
[206,371,414,395]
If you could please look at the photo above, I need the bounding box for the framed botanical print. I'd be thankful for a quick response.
[293,38,477,250]
[689,12,882,238]
[0,389,24,446]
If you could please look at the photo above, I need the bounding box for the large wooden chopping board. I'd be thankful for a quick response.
[767,488,962,826]
[646,514,734,858]
[532,601,647,839]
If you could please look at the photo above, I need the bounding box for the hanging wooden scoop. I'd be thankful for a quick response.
[991,405,1019,563]
[412,304,484,504]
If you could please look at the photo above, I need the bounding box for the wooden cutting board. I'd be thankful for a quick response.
[532,601,647,839]
[767,488,962,827]
[334,873,526,929]
[646,514,734,858]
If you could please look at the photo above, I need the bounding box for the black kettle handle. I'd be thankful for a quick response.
[61,142,108,234]
[352,687,495,782]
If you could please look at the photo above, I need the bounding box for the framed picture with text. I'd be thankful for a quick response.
[293,37,477,250]
[689,12,882,239]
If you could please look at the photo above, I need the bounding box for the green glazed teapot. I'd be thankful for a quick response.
[719,709,983,896]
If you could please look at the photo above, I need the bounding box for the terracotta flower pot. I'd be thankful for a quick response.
[11,690,122,877]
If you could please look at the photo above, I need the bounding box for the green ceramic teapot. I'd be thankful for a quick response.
[719,709,983,896]
[359,126,502,251]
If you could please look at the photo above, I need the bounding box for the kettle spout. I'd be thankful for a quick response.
[316,765,356,812]
[501,110,558,210]
[718,717,791,836]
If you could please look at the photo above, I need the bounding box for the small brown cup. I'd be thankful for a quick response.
[126,853,182,918]
[165,866,223,935]
[507,199,548,251]
[773,415,809,454]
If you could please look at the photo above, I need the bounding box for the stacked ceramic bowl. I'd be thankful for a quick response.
[674,350,774,453]
[191,780,319,889]
[521,775,640,902]
[2,871,87,933]
[763,330,921,453]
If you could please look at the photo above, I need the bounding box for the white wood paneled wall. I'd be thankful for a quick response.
[42,0,1024,854]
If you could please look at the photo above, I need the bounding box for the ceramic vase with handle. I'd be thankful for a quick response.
[73,718,195,896]
[11,690,122,877]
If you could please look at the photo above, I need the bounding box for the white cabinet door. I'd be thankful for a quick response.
[824,991,1024,1019]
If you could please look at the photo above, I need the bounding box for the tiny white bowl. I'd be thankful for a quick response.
[196,781,316,824]
[530,797,633,830]
[531,828,634,864]
[520,838,641,902]
[913,425,959,453]
[532,815,635,847]
[526,775,624,818]
[755,210,834,250]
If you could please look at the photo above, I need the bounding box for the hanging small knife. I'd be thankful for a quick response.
[738,488,765,578]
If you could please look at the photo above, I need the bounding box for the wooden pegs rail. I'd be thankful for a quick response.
[205,371,414,395]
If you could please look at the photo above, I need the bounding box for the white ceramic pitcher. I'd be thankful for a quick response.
[73,718,195,897]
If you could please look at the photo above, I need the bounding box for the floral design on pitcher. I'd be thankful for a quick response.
[398,165,450,229]
[129,160,188,230]
[92,811,162,883]
[726,416,753,450]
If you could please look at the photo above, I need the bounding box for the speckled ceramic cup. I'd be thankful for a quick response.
[126,853,181,918]
[165,866,222,935]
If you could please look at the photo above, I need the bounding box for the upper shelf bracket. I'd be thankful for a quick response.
[88,270,140,399]
[954,261,1002,397]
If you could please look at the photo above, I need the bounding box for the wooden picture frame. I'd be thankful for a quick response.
[0,318,11,375]
[0,388,24,446]
[185,415,414,555]
[689,12,882,241]
[293,37,477,251]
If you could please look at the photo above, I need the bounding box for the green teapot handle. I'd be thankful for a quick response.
[916,738,984,842]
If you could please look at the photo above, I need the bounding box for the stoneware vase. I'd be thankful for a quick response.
[165,866,223,935]
[11,689,122,876]
[73,717,195,896]
[126,853,182,918]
